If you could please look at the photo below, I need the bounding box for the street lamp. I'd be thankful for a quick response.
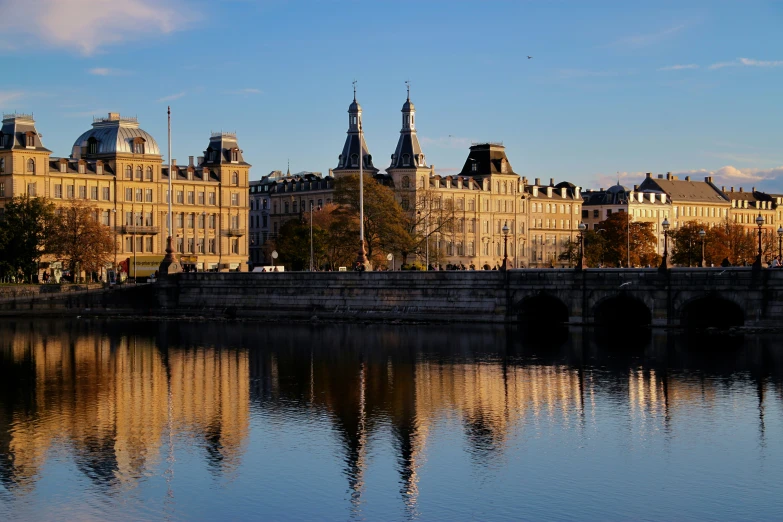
[576,222,587,271]
[752,212,765,271]
[309,202,321,271]
[699,229,706,267]
[659,218,672,273]
[777,225,783,263]
[501,221,509,271]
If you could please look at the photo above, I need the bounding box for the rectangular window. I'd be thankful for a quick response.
[91,186,98,200]
[176,237,184,253]
[54,184,62,198]
[125,211,132,226]
[231,193,239,206]
[135,188,142,202]
[197,238,205,254]
[198,213,205,229]
[187,214,194,228]
[144,212,153,226]
[187,238,195,253]
[0,182,4,197]
[79,186,87,199]
[208,192,216,205]
[231,238,239,254]
[187,191,194,204]
[198,192,205,205]
[125,188,132,201]
[208,238,215,253]
[67,185,74,199]
[177,191,184,204]
[145,189,153,202]
[101,211,110,226]
[146,237,153,252]
[78,163,85,174]
[125,237,133,252]
[103,187,110,201]
[209,215,216,229]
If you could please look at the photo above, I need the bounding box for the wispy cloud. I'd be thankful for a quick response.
[658,64,698,71]
[0,90,25,107]
[709,57,783,70]
[420,135,473,150]
[609,24,685,48]
[0,0,199,55]
[157,92,186,102]
[225,88,262,95]
[592,166,783,191]
[88,67,131,76]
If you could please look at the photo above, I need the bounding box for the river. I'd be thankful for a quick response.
[1,319,781,521]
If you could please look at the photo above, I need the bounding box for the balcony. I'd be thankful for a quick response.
[225,228,246,237]
[120,225,160,235]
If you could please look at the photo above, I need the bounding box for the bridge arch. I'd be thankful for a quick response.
[516,293,569,326]
[680,295,744,329]
[593,294,651,327]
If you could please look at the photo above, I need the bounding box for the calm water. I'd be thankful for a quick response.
[1,320,782,521]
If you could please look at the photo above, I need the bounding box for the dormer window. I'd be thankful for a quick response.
[132,137,145,154]
[203,167,209,179]
[60,161,67,173]
[402,154,410,166]
[471,163,477,172]
[501,159,508,173]
[97,162,103,175]
[88,137,98,155]
[338,154,344,167]
[231,149,238,162]
[146,166,153,180]
[351,154,358,167]
[78,162,85,174]
[25,132,35,148]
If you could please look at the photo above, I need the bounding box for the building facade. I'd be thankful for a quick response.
[0,112,250,276]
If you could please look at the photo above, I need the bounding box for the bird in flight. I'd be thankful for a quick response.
[527,56,532,59]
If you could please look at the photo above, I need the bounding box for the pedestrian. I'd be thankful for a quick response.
[771,257,780,268]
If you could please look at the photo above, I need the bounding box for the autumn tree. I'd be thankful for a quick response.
[0,195,58,282]
[274,217,327,271]
[333,173,412,264]
[670,221,707,267]
[310,203,358,270]
[50,201,114,282]
[595,212,659,267]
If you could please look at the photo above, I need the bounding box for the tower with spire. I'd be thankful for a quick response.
[387,83,430,202]
[332,83,378,177]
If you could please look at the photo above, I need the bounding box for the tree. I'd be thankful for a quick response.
[49,201,114,282]
[670,221,706,267]
[310,203,358,270]
[595,212,659,267]
[275,218,318,271]
[0,196,57,282]
[333,173,412,264]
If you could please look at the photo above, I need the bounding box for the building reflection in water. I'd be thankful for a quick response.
[1,320,782,516]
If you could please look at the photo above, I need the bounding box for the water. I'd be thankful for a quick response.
[1,320,782,521]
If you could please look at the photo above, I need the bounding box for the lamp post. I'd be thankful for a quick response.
[752,213,765,271]
[659,218,672,273]
[112,208,117,273]
[576,222,587,270]
[501,221,509,271]
[699,229,706,267]
[309,203,320,271]
[777,225,783,262]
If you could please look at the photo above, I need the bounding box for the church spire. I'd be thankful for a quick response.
[333,83,377,176]
[388,84,426,171]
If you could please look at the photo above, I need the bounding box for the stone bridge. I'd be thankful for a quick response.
[156,268,783,328]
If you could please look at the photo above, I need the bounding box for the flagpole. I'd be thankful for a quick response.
[159,105,181,277]
[355,84,369,270]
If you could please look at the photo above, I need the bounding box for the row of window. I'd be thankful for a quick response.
[277,180,331,192]
[53,185,111,201]
[531,203,580,214]
[122,235,240,255]
[530,219,574,230]
[275,199,329,215]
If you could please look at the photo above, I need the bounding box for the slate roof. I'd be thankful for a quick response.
[0,114,51,152]
[457,143,518,177]
[638,175,729,203]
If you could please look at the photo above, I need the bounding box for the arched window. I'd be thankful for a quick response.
[136,166,142,180]
[402,154,410,166]
[351,154,358,167]
[401,197,410,210]
[26,159,35,173]
[146,166,153,180]
[232,171,239,185]
[418,177,424,189]
[402,176,410,189]
[125,166,132,179]
[292,201,297,213]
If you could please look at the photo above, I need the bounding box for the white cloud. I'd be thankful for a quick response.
[592,166,783,192]
[658,64,698,71]
[88,67,131,76]
[157,92,186,102]
[0,90,25,107]
[0,0,198,55]
[709,57,783,70]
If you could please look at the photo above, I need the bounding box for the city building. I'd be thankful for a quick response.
[0,112,250,276]
[525,179,583,268]
[638,173,731,229]
[723,186,777,229]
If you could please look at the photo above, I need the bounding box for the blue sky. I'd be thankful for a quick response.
[1,0,782,190]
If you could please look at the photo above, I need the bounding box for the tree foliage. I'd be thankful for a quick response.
[49,200,114,281]
[672,218,776,267]
[595,212,659,267]
[0,196,58,282]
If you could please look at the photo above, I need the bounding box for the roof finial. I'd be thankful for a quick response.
[405,80,410,101]
[352,79,357,101]
[287,158,290,176]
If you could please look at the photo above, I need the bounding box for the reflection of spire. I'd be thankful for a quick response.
[348,362,368,515]
[757,376,766,450]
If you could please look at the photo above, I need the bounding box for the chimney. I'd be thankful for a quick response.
[657,174,663,179]
[189,156,194,167]
[634,185,639,191]
[739,187,743,192]
[550,178,554,186]
[171,159,176,167]
[646,172,652,178]
[685,176,690,181]
[522,176,528,185]
[108,112,120,121]
[197,156,204,165]
[721,186,725,192]
[666,172,672,180]
[430,164,435,174]
[752,186,755,193]
[730,186,734,192]
[705,176,712,183]
[534,178,540,186]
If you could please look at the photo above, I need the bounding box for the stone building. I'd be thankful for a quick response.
[722,186,778,229]
[638,173,731,229]
[581,183,671,255]
[0,112,250,275]
[525,179,583,268]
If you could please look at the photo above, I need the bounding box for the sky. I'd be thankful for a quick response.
[1,0,782,191]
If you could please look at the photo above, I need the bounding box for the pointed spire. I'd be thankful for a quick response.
[287,158,290,176]
[405,80,410,101]
[353,79,357,102]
